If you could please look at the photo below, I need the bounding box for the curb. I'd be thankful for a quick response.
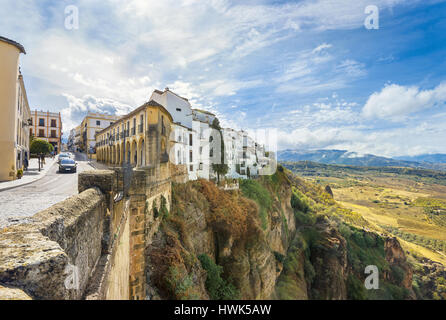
[0,159,57,192]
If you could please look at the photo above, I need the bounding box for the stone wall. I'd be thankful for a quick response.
[0,165,187,300]
[0,187,107,299]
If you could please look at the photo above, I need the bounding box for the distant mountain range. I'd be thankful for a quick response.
[277,149,446,171]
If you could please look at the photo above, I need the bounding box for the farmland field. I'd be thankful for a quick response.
[282,161,446,266]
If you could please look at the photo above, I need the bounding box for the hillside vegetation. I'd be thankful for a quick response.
[145,165,435,300]
[283,161,446,299]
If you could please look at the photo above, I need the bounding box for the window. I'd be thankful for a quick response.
[189,134,193,146]
[176,108,181,112]
[189,150,193,162]
[209,135,213,143]
[210,148,213,157]
[51,119,57,127]
[51,130,57,138]
[139,114,144,133]
[199,162,203,170]
[96,120,101,126]
[39,118,45,126]
[161,116,166,135]
[189,165,193,171]
[199,146,203,155]
[39,129,45,137]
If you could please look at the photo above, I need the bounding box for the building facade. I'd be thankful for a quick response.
[30,111,62,154]
[150,88,197,180]
[0,36,31,181]
[79,112,121,155]
[96,100,173,173]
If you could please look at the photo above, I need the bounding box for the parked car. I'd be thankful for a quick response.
[59,159,77,173]
[58,153,70,163]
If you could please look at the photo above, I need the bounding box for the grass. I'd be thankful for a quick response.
[239,179,272,230]
[284,161,446,266]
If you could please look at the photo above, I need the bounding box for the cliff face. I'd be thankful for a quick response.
[146,167,418,300]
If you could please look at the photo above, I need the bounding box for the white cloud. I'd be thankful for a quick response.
[60,94,133,132]
[362,82,446,120]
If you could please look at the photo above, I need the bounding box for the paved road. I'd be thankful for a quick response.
[0,153,94,228]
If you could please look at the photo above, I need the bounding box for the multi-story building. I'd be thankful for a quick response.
[95,100,173,174]
[0,36,31,181]
[78,112,121,155]
[150,88,197,180]
[222,128,243,178]
[67,128,75,151]
[73,125,81,152]
[30,111,62,154]
[191,109,220,180]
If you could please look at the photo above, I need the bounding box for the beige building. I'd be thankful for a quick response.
[30,110,62,154]
[79,112,121,155]
[0,36,31,181]
[96,100,173,171]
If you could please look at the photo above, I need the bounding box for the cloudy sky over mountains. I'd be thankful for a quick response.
[1,0,446,156]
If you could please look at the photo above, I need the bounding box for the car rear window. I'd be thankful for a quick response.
[61,159,75,164]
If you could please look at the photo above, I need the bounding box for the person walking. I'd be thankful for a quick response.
[24,154,29,171]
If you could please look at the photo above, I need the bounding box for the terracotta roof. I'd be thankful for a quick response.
[0,36,26,54]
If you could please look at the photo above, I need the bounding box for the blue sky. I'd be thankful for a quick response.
[1,0,446,156]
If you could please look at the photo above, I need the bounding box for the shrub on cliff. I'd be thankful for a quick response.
[198,254,239,300]
[199,180,259,239]
[291,187,310,214]
[240,179,272,230]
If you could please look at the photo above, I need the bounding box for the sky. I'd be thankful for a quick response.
[1,0,446,157]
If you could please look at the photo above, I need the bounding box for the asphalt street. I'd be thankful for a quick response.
[0,153,94,228]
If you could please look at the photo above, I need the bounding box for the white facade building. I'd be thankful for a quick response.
[150,88,198,180]
[150,87,271,181]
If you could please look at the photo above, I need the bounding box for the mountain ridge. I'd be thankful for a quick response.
[277,149,446,171]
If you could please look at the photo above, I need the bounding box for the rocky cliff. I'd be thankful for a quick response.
[145,166,420,300]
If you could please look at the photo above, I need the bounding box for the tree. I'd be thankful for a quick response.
[30,139,54,171]
[30,139,54,154]
[210,118,229,183]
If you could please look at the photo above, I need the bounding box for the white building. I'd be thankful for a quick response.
[192,109,222,180]
[150,88,202,180]
[150,87,271,181]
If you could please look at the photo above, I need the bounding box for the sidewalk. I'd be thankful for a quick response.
[0,157,57,192]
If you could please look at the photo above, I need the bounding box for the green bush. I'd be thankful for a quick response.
[291,188,310,213]
[240,179,272,230]
[160,195,169,219]
[347,274,367,300]
[198,254,239,300]
[391,265,406,285]
[273,251,285,263]
[304,259,316,285]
